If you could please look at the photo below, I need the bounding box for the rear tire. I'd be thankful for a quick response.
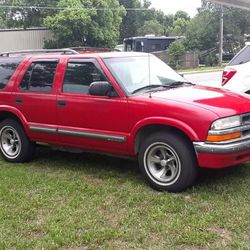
[0,119,35,162]
[138,132,198,192]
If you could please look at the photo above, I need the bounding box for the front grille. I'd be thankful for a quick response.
[242,113,250,125]
[241,113,250,138]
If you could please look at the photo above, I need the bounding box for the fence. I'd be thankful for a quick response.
[152,50,199,69]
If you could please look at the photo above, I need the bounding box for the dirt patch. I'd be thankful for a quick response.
[180,246,208,250]
[106,238,130,249]
[84,175,105,186]
[208,226,232,247]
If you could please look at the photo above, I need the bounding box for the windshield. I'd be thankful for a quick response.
[229,45,250,66]
[104,55,185,95]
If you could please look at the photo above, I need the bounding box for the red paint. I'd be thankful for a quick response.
[1,52,250,168]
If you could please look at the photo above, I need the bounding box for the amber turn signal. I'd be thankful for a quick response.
[206,132,241,142]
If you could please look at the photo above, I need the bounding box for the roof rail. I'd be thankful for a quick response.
[68,47,120,52]
[0,49,79,57]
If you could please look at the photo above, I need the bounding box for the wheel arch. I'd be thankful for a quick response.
[0,107,29,134]
[132,118,199,155]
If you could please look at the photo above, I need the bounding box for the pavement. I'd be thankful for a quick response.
[183,70,223,87]
[179,68,223,75]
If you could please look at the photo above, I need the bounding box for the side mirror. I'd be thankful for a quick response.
[89,81,114,96]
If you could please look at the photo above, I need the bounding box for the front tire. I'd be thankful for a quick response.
[0,119,35,162]
[138,132,198,192]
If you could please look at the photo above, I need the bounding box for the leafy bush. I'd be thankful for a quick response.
[168,40,186,69]
[204,53,218,66]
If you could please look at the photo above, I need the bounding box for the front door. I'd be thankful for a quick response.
[57,59,129,155]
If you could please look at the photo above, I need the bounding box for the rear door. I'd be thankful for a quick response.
[13,58,60,143]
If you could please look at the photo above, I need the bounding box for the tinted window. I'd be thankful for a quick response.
[63,62,106,94]
[229,45,250,66]
[136,41,143,52]
[0,58,23,89]
[19,61,58,92]
[152,44,161,51]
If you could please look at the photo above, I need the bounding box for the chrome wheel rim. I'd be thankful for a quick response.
[0,126,21,159]
[144,142,181,186]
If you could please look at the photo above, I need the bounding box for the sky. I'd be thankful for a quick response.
[149,0,202,17]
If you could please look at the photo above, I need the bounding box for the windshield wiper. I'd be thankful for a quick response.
[132,81,193,94]
[132,84,165,94]
[167,81,193,88]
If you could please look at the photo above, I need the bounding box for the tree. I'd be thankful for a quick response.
[0,9,6,28]
[195,0,250,51]
[223,7,250,50]
[118,0,142,40]
[168,18,190,36]
[138,20,164,36]
[118,0,175,40]
[44,0,125,48]
[1,0,59,28]
[184,8,219,51]
[174,10,190,21]
[118,0,158,40]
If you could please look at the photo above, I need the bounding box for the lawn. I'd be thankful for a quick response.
[0,147,249,249]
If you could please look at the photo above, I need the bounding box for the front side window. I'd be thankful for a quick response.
[19,61,58,92]
[63,62,106,94]
[0,58,23,89]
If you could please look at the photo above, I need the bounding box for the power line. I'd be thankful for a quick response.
[0,5,148,11]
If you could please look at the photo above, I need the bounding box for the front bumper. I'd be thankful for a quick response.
[193,139,250,168]
[193,139,250,154]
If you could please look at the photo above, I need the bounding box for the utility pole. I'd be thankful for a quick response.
[218,5,224,66]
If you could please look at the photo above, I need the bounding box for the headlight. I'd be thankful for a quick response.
[211,115,241,130]
[207,115,241,142]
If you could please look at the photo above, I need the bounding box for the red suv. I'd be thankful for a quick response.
[0,49,250,192]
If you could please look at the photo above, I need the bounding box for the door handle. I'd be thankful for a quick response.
[15,98,23,103]
[57,100,67,107]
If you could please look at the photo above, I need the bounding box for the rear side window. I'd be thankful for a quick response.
[0,58,23,89]
[19,61,58,92]
[229,45,250,66]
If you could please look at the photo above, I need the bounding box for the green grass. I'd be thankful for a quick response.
[0,147,249,249]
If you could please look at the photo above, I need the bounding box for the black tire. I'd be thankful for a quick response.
[0,119,35,162]
[138,131,198,192]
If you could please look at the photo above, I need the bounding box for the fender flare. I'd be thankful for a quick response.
[130,116,199,142]
[0,105,29,134]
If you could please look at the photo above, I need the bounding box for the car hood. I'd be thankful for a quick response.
[150,85,250,117]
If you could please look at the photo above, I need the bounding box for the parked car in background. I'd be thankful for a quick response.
[222,42,250,94]
[1,49,250,193]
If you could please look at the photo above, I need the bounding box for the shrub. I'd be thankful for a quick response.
[168,40,186,69]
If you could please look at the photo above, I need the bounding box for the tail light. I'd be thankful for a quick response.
[222,68,237,86]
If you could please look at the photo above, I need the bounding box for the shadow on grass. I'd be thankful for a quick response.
[199,164,248,181]
[32,146,140,179]
[30,146,250,192]
[194,164,249,191]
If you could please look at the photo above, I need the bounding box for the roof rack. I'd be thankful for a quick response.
[68,47,120,53]
[0,49,79,57]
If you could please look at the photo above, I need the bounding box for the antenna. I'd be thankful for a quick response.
[148,53,152,98]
